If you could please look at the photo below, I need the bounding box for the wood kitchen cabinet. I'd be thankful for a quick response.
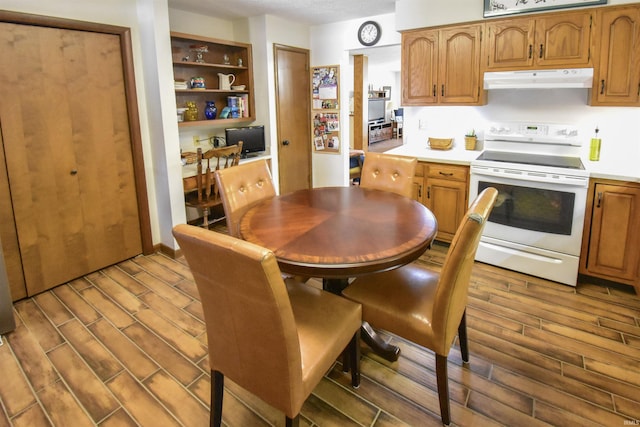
[590,5,640,106]
[484,11,593,70]
[580,179,640,292]
[413,162,469,243]
[401,24,485,106]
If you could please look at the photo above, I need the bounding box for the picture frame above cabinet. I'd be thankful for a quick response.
[171,32,255,127]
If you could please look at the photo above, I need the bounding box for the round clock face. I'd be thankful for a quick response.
[358,21,381,46]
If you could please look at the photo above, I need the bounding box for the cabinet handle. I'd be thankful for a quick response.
[70,169,78,175]
[432,84,436,97]
[282,140,290,146]
[596,192,603,208]
[637,82,640,96]
[427,186,431,199]
[528,44,532,59]
[441,84,444,97]
[539,44,544,58]
[438,171,453,177]
[600,80,605,95]
[418,185,422,199]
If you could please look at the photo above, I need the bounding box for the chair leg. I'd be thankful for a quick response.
[286,415,300,427]
[202,207,210,228]
[458,310,469,363]
[211,370,223,427]
[349,330,361,388]
[435,354,451,426]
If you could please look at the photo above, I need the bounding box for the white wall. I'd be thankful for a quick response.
[311,13,400,187]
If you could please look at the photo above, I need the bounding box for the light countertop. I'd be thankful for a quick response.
[387,144,640,183]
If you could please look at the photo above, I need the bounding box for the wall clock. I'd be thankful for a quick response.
[357,21,381,46]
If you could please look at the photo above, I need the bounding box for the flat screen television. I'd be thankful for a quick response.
[368,98,386,123]
[225,125,266,157]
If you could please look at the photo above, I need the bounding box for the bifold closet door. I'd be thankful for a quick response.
[0,23,143,296]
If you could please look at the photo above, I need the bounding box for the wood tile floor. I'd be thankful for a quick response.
[1,231,639,426]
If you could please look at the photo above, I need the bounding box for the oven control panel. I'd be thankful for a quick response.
[486,122,580,145]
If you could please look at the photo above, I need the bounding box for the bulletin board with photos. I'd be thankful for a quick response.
[311,65,340,154]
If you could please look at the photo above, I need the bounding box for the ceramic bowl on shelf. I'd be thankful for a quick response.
[231,85,246,90]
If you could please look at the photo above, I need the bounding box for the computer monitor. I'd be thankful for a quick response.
[225,125,266,157]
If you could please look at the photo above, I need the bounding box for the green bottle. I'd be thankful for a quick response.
[589,127,601,161]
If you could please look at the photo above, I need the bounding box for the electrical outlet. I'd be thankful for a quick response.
[193,135,200,147]
[419,119,427,129]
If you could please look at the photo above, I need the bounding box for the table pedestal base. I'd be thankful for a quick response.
[323,278,401,362]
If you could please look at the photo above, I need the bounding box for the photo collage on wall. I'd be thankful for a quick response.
[311,65,340,153]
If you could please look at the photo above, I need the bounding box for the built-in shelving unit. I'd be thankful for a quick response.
[171,32,255,127]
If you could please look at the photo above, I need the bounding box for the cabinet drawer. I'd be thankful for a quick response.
[415,162,425,177]
[426,164,468,182]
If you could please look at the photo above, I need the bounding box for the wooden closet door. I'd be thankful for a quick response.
[0,23,143,295]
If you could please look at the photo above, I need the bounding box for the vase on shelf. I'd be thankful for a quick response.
[204,101,217,120]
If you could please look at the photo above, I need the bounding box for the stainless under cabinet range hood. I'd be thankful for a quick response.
[483,68,594,90]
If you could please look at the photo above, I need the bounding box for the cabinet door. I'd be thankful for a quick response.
[585,183,640,284]
[535,12,592,68]
[412,176,424,203]
[402,29,438,105]
[591,6,640,106]
[485,18,535,70]
[439,25,483,104]
[424,178,467,242]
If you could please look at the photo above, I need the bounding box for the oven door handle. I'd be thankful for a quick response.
[471,166,589,187]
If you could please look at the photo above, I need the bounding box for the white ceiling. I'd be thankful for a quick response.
[167,0,396,26]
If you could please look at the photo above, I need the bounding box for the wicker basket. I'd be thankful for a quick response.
[464,136,477,150]
[428,138,453,150]
[181,151,198,164]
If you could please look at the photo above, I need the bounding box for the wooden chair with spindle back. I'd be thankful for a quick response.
[183,142,243,228]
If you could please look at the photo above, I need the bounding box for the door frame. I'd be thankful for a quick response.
[0,10,153,255]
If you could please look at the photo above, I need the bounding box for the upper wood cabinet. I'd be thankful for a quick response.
[590,5,640,106]
[485,11,593,70]
[402,24,485,106]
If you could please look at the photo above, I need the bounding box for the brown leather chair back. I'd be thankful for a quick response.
[172,224,305,414]
[215,159,276,237]
[431,187,497,355]
[360,152,417,198]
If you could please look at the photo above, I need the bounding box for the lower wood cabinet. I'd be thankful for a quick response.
[413,162,469,243]
[580,179,640,292]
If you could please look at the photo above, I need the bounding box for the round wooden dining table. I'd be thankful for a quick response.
[240,186,438,360]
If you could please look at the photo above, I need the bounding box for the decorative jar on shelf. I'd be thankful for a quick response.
[204,101,217,120]
[183,101,198,121]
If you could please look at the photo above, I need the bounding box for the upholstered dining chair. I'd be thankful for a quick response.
[183,142,243,228]
[342,187,498,425]
[214,158,276,237]
[359,152,417,198]
[172,224,362,427]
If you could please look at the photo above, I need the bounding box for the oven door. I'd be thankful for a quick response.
[470,166,588,256]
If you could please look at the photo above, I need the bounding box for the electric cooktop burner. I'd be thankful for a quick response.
[476,151,585,170]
